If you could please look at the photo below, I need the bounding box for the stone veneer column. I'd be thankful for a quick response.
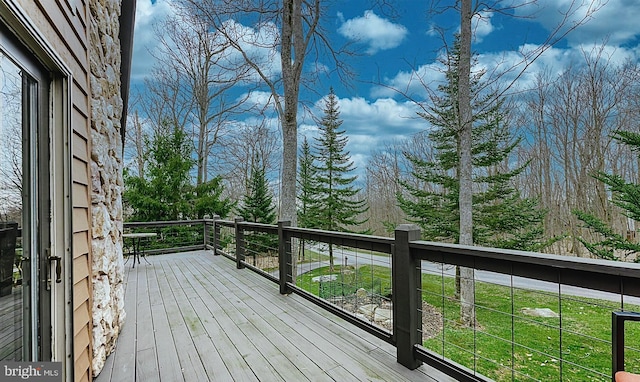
[88,0,126,375]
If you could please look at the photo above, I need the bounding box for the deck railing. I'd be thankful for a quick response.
[123,220,205,255]
[397,225,640,381]
[124,219,640,381]
[202,217,396,342]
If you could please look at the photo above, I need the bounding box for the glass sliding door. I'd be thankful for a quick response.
[0,30,50,362]
[0,50,24,361]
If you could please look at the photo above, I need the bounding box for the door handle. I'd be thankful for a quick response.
[47,249,62,284]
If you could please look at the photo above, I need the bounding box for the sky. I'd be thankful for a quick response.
[130,0,640,179]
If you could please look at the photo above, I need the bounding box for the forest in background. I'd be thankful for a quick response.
[121,0,639,261]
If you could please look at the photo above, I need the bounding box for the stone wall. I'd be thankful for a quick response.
[88,0,126,376]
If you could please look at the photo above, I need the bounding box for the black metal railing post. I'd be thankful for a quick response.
[203,218,210,249]
[393,224,423,370]
[212,215,220,255]
[278,220,292,294]
[235,217,245,269]
[612,311,640,381]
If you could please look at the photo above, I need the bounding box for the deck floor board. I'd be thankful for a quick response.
[107,262,137,382]
[94,250,457,382]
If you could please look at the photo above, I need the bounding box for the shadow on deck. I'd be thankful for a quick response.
[95,250,456,381]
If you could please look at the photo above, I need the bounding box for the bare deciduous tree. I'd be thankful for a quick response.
[177,0,353,225]
[364,133,433,236]
[0,62,22,221]
[458,0,476,327]
[123,109,147,178]
[138,10,254,186]
[519,47,640,256]
[364,142,404,235]
[217,121,280,204]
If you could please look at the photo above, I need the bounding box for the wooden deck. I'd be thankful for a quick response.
[0,286,22,361]
[94,250,456,381]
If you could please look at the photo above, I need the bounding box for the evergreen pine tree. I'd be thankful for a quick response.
[238,156,277,224]
[237,156,277,260]
[297,137,320,260]
[123,120,234,222]
[124,121,195,221]
[398,36,548,252]
[193,176,235,219]
[313,88,368,270]
[298,137,320,229]
[575,130,640,261]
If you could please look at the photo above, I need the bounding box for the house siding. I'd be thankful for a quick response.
[2,0,127,380]
[21,1,94,381]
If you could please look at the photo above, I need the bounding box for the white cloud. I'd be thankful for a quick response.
[234,115,281,133]
[370,62,446,99]
[335,97,423,133]
[131,0,175,82]
[472,11,495,42]
[301,95,426,175]
[132,2,282,84]
[475,43,639,92]
[580,44,639,67]
[473,46,570,91]
[237,90,281,114]
[514,0,640,46]
[311,62,330,76]
[219,19,282,82]
[338,10,408,54]
[375,40,638,103]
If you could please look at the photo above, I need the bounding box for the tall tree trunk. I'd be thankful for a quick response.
[280,0,308,282]
[281,105,298,225]
[134,111,145,177]
[280,0,303,226]
[458,0,475,327]
[329,243,334,272]
[197,104,207,187]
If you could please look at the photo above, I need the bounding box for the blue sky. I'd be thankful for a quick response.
[131,0,640,177]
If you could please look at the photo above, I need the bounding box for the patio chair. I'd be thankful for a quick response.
[0,222,18,297]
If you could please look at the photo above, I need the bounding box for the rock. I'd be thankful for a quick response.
[89,0,125,377]
[374,308,392,322]
[521,307,559,318]
[312,274,338,282]
[358,304,378,318]
[356,288,368,298]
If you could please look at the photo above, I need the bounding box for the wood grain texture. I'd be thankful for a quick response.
[94,250,456,382]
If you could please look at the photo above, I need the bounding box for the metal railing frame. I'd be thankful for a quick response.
[125,219,640,381]
[123,220,206,255]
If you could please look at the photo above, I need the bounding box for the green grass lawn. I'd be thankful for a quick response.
[422,274,640,381]
[298,265,640,381]
[296,264,392,299]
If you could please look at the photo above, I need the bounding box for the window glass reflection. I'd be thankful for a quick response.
[0,52,24,361]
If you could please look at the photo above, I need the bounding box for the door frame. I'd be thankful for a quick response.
[1,20,52,362]
[0,1,74,376]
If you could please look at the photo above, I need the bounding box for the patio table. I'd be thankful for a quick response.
[123,232,156,268]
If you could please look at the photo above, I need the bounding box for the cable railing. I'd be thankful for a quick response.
[204,217,395,338]
[124,220,205,255]
[280,224,395,343]
[402,227,640,381]
[124,219,640,381]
